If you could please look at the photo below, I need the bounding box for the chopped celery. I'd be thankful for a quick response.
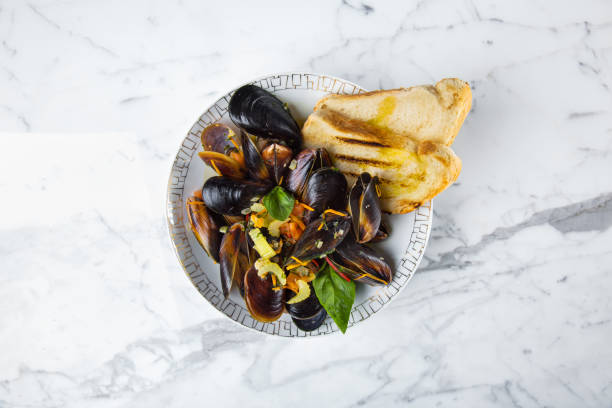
[248,228,276,259]
[286,280,310,304]
[254,258,287,285]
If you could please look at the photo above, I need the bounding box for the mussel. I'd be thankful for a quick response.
[201,123,240,155]
[370,218,390,243]
[284,283,327,332]
[219,223,249,299]
[331,233,392,286]
[284,213,351,266]
[303,168,348,224]
[348,172,382,243]
[202,176,272,216]
[199,124,245,177]
[223,215,245,225]
[283,148,331,201]
[198,151,246,179]
[293,308,327,332]
[240,131,270,181]
[261,143,293,184]
[244,265,284,322]
[185,191,225,263]
[228,85,302,150]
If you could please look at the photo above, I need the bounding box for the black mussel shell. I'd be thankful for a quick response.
[240,131,270,181]
[261,143,293,184]
[219,223,248,299]
[303,168,348,224]
[244,265,284,322]
[349,172,382,244]
[198,151,246,179]
[185,192,225,263]
[201,123,240,156]
[284,213,351,266]
[228,85,302,150]
[237,239,257,298]
[284,282,322,319]
[283,148,331,201]
[370,218,390,243]
[284,282,327,332]
[202,176,272,216]
[292,308,327,332]
[331,234,392,286]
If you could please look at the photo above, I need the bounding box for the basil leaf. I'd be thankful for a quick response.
[313,262,355,333]
[263,186,294,221]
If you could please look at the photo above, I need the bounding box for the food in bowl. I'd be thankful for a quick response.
[186,79,470,333]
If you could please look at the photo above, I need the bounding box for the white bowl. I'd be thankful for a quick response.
[166,72,433,337]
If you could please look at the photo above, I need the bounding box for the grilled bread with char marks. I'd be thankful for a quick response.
[302,78,470,214]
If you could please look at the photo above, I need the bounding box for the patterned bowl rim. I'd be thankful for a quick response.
[166,72,433,337]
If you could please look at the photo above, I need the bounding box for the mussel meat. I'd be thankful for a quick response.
[348,172,382,243]
[284,213,351,266]
[219,223,249,299]
[228,85,302,150]
[185,191,225,263]
[241,131,270,181]
[200,123,242,160]
[283,148,331,201]
[331,233,392,286]
[303,168,348,224]
[244,265,284,322]
[261,143,293,183]
[202,176,272,216]
[198,151,246,179]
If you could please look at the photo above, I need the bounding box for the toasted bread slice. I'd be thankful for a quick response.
[314,78,471,146]
[302,109,461,213]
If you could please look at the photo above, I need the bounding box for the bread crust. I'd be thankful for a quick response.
[302,78,470,214]
[313,78,471,146]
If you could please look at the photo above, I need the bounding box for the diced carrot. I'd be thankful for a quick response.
[291,222,303,239]
[290,215,306,230]
[300,203,314,211]
[291,202,305,218]
[323,209,347,217]
[210,160,222,176]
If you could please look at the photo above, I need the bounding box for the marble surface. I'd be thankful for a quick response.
[1,0,611,406]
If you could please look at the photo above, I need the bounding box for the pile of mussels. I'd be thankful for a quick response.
[186,84,392,332]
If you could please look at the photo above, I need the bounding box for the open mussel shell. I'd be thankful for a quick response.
[198,151,246,179]
[201,123,240,156]
[261,143,293,184]
[202,176,272,216]
[370,218,390,243]
[284,213,351,265]
[223,214,244,225]
[185,191,225,263]
[219,223,249,299]
[228,85,302,150]
[331,234,392,286]
[283,148,331,201]
[241,131,270,181]
[303,168,348,224]
[244,265,284,323]
[349,172,382,244]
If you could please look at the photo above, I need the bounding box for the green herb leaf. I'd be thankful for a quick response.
[263,186,294,221]
[313,262,355,333]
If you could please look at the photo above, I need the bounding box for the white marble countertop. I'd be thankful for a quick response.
[1,1,611,407]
